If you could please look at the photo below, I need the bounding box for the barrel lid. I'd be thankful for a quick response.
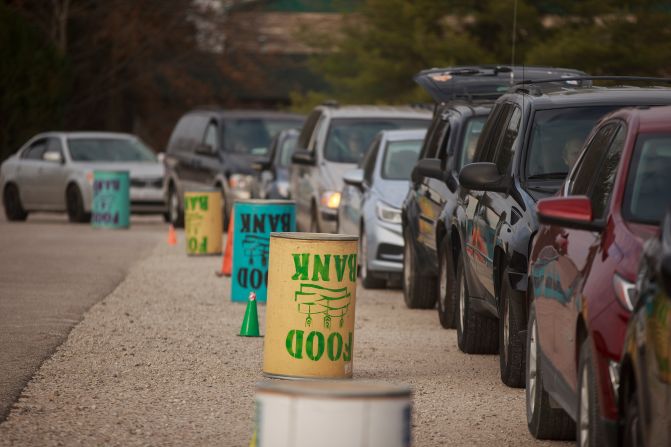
[256,380,411,398]
[234,199,295,205]
[184,188,219,193]
[93,170,130,175]
[270,232,358,241]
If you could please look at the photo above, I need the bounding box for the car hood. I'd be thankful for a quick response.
[72,161,164,178]
[374,180,410,209]
[323,162,357,192]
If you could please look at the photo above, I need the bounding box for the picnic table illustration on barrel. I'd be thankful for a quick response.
[294,283,352,329]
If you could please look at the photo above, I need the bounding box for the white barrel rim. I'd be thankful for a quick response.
[234,199,296,205]
[256,380,411,398]
[270,232,358,241]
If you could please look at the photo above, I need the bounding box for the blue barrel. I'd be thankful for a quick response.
[91,171,130,229]
[231,200,296,302]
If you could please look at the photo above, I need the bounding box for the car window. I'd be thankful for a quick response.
[297,110,322,150]
[526,106,617,179]
[167,115,193,153]
[68,138,157,162]
[494,106,521,174]
[417,116,446,160]
[476,103,509,163]
[570,123,618,195]
[204,122,218,148]
[458,116,486,169]
[22,139,48,160]
[381,139,423,180]
[278,134,298,167]
[323,118,429,163]
[589,125,626,220]
[435,123,451,162]
[361,135,381,184]
[222,118,300,156]
[623,133,671,224]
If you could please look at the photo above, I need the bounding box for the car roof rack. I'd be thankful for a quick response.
[414,65,588,103]
[515,76,671,86]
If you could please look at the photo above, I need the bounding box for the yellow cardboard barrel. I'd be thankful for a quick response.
[184,190,223,255]
[263,232,359,379]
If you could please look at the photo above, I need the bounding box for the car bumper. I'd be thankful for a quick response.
[320,207,338,233]
[367,220,403,273]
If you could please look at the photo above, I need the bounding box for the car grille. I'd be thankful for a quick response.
[131,177,162,188]
[377,243,403,261]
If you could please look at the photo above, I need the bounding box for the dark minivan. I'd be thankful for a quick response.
[163,109,304,227]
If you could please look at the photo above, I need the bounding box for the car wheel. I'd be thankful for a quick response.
[168,185,184,228]
[310,204,320,233]
[499,269,525,387]
[526,303,575,440]
[437,238,456,329]
[455,255,497,354]
[360,226,385,289]
[402,229,437,309]
[577,337,607,447]
[3,183,28,221]
[66,184,90,223]
[622,382,643,447]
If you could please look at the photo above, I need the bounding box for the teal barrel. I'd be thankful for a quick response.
[231,200,295,303]
[91,171,130,229]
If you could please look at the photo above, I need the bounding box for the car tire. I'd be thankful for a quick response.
[66,184,90,223]
[360,227,385,289]
[577,337,607,447]
[3,183,28,221]
[168,185,184,228]
[310,204,321,233]
[437,238,457,329]
[499,269,525,387]
[455,255,498,354]
[402,229,437,309]
[622,382,643,447]
[219,186,230,231]
[526,303,575,440]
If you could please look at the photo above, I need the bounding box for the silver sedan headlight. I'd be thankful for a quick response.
[376,202,401,224]
[229,174,254,198]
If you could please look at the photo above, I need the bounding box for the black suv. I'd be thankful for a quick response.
[163,109,304,227]
[403,66,586,319]
[450,80,671,388]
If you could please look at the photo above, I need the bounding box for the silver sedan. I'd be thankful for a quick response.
[338,128,426,288]
[1,132,167,222]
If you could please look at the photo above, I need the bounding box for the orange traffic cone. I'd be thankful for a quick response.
[167,224,177,246]
[215,211,235,277]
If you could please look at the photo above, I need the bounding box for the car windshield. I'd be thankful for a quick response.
[624,133,671,224]
[381,139,423,180]
[68,138,156,162]
[458,116,487,168]
[223,118,302,156]
[526,106,617,179]
[278,134,298,167]
[324,118,429,163]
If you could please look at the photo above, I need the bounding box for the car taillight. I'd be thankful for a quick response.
[613,273,635,311]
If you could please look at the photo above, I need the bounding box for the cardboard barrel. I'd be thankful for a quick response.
[263,233,358,379]
[253,380,412,447]
[184,190,223,255]
[231,200,296,303]
[91,171,130,229]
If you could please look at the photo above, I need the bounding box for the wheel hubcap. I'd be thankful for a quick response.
[170,191,179,222]
[528,319,538,416]
[580,365,590,447]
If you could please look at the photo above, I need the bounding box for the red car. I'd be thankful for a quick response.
[526,105,671,446]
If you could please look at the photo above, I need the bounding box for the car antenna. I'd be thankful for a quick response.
[510,0,518,85]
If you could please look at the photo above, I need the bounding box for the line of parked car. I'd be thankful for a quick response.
[3,64,671,447]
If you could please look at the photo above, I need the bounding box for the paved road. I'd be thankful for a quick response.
[0,213,164,420]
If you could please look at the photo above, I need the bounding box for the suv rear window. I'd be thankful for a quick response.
[381,139,424,180]
[223,119,302,155]
[526,106,617,179]
[324,118,429,163]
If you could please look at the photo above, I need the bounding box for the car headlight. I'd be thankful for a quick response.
[320,191,341,209]
[376,202,401,224]
[277,181,290,198]
[613,273,635,311]
[229,174,254,192]
[86,171,94,185]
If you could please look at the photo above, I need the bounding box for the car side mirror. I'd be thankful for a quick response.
[536,196,604,232]
[413,158,446,182]
[458,162,508,192]
[661,254,671,297]
[252,158,272,172]
[343,169,364,188]
[291,149,315,166]
[195,143,216,156]
[42,151,63,164]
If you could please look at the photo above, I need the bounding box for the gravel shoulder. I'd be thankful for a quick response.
[0,231,568,446]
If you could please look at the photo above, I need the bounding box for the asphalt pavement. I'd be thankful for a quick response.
[0,212,164,420]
